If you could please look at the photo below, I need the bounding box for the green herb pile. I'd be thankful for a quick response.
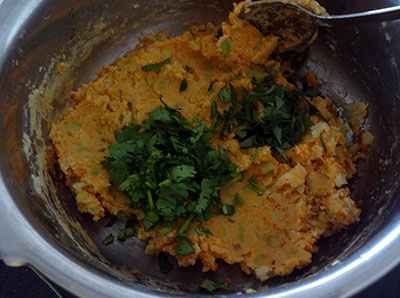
[212,69,320,163]
[102,99,240,256]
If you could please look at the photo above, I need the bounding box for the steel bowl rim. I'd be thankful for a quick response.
[0,0,400,297]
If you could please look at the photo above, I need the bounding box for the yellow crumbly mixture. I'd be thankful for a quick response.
[51,1,366,280]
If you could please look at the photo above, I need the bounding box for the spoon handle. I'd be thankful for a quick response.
[319,6,400,25]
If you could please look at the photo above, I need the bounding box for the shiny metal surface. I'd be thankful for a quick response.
[247,1,400,25]
[242,1,400,48]
[0,0,400,297]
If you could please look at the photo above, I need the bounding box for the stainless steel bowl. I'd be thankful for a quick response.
[1,0,400,297]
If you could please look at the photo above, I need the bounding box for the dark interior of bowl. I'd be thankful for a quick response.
[1,0,400,295]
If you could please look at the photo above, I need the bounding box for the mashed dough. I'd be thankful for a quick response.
[51,1,367,280]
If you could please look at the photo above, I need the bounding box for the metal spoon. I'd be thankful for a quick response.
[240,1,400,51]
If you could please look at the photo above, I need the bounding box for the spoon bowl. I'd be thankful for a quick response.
[240,0,400,51]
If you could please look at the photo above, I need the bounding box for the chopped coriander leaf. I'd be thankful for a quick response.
[194,225,203,235]
[221,40,231,55]
[221,204,235,215]
[219,86,231,104]
[211,101,221,131]
[117,227,135,241]
[247,175,265,194]
[251,150,261,160]
[208,81,215,95]
[200,279,233,293]
[320,167,328,175]
[273,127,282,144]
[173,238,194,256]
[179,78,188,92]
[275,147,291,165]
[320,133,327,153]
[127,102,132,109]
[203,229,213,237]
[234,193,244,204]
[231,171,244,183]
[185,65,194,73]
[229,83,238,113]
[262,169,274,177]
[159,226,172,235]
[229,163,244,182]
[141,58,171,72]
[102,233,115,245]
[102,98,239,240]
[121,214,141,236]
[142,211,160,232]
[125,227,136,237]
[245,288,257,294]
[157,253,173,274]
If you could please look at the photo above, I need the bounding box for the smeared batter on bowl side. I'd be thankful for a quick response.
[50,1,373,281]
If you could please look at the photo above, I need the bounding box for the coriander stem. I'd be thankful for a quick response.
[231,171,244,183]
[255,184,264,193]
[262,170,274,177]
[147,190,154,209]
[178,214,194,234]
[194,225,203,236]
[159,179,172,187]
